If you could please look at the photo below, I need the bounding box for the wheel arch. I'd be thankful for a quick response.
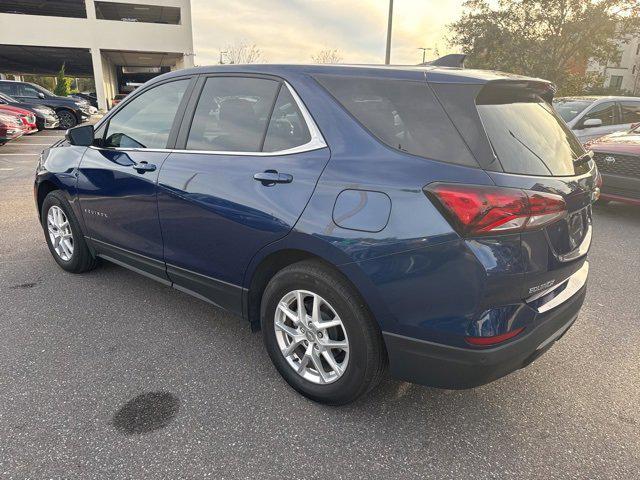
[36,179,60,218]
[243,237,391,335]
[245,248,324,330]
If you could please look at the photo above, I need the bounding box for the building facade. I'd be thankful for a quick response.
[587,36,640,95]
[0,0,194,110]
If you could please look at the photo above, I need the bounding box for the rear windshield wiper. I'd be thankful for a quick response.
[573,151,593,167]
[508,130,553,175]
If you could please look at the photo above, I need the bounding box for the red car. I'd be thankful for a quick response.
[0,112,24,145]
[112,94,127,108]
[0,104,38,134]
[588,125,640,205]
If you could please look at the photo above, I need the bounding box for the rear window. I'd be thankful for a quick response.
[314,74,477,167]
[478,87,587,176]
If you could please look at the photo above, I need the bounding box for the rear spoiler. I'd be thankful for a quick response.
[420,54,466,68]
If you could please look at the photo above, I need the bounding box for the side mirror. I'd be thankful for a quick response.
[65,124,94,146]
[37,92,45,99]
[582,118,603,128]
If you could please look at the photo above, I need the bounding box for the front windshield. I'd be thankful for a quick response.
[31,83,53,96]
[553,98,594,122]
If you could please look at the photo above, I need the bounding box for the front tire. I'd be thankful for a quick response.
[56,109,78,129]
[41,191,97,273]
[261,260,386,405]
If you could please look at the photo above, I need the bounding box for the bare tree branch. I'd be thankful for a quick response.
[223,42,264,64]
[311,48,343,64]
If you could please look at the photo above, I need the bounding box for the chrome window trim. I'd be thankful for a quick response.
[90,81,327,157]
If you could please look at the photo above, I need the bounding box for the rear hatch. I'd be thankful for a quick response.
[429,76,597,300]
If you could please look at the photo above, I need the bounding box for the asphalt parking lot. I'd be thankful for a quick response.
[0,129,639,479]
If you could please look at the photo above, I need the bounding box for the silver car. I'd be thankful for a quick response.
[553,96,640,144]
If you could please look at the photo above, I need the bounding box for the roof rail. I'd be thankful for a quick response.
[420,54,466,68]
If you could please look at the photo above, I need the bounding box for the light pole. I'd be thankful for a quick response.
[418,47,432,64]
[385,0,394,65]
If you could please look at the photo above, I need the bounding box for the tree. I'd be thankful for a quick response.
[223,42,264,64]
[311,48,343,64]
[53,64,71,97]
[449,0,640,94]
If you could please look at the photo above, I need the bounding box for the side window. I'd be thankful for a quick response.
[0,83,15,95]
[620,101,640,124]
[18,84,42,98]
[314,74,478,166]
[103,79,189,149]
[581,102,616,126]
[186,77,279,152]
[263,87,311,152]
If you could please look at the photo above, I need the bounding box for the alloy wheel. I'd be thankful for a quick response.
[57,111,76,129]
[274,289,349,384]
[47,205,74,261]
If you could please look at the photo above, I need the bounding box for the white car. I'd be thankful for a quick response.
[553,96,640,144]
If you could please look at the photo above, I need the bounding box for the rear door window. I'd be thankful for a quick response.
[186,76,280,152]
[620,101,640,124]
[314,74,477,167]
[263,86,311,152]
[477,86,586,176]
[580,102,617,126]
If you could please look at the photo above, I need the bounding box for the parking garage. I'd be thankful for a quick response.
[0,0,194,110]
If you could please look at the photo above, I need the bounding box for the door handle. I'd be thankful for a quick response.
[253,170,293,186]
[133,161,156,173]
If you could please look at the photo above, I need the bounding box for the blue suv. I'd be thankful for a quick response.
[35,63,597,404]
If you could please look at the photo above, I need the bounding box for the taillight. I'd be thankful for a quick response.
[466,327,525,346]
[425,183,566,236]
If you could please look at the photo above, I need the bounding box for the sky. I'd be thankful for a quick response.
[190,0,466,66]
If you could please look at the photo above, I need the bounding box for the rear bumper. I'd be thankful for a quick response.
[383,283,586,389]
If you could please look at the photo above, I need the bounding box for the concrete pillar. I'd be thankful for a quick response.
[85,0,96,20]
[90,48,108,111]
[183,53,195,68]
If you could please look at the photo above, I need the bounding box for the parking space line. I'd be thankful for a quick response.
[0,153,40,156]
[10,144,53,146]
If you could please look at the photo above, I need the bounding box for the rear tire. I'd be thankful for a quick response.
[261,260,386,405]
[41,191,97,273]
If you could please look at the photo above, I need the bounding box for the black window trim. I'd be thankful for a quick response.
[173,73,326,156]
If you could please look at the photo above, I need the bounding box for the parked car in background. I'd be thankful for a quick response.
[111,93,127,107]
[35,64,597,404]
[587,125,640,205]
[0,104,38,134]
[553,96,640,144]
[0,112,24,145]
[70,92,98,109]
[0,80,92,129]
[0,92,59,130]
